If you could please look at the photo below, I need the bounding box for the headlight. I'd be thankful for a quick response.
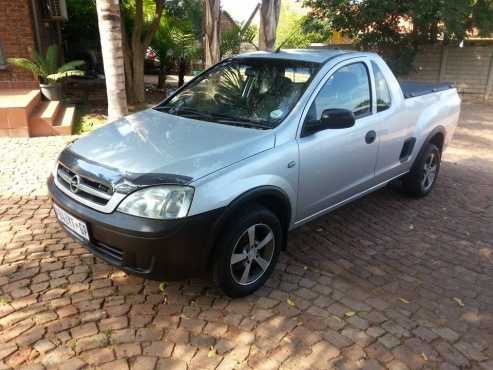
[117,186,194,219]
[52,157,60,178]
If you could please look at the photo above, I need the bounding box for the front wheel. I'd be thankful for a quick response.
[401,142,441,197]
[213,205,282,297]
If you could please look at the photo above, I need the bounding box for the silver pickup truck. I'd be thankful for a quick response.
[48,49,461,297]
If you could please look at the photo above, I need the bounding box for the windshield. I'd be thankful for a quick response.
[155,58,320,129]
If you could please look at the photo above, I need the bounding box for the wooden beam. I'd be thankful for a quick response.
[485,51,493,101]
[438,44,448,83]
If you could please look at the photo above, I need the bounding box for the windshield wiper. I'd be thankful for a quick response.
[209,113,272,129]
[215,117,271,130]
[156,106,216,121]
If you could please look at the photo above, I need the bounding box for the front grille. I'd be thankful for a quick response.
[57,163,113,205]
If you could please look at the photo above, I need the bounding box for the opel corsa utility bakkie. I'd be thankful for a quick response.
[48,49,461,297]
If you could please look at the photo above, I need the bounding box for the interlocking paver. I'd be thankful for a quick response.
[0,102,492,369]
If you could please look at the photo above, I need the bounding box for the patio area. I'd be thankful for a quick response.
[0,101,492,370]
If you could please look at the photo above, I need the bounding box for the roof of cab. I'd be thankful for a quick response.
[233,49,354,64]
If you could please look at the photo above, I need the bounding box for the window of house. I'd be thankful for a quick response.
[306,62,372,122]
[372,61,391,112]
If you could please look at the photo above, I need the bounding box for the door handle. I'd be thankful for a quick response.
[365,130,376,144]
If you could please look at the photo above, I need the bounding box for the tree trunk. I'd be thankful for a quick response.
[203,0,221,68]
[178,58,186,87]
[96,0,128,121]
[158,64,167,90]
[121,13,135,104]
[131,46,146,105]
[123,0,164,106]
[259,0,281,51]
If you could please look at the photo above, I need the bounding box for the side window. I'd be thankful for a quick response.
[306,62,371,122]
[372,61,391,112]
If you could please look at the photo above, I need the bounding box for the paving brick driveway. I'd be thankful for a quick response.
[0,102,492,370]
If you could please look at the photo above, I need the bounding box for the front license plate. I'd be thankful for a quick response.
[53,204,89,241]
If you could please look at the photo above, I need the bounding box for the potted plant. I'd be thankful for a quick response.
[7,44,85,101]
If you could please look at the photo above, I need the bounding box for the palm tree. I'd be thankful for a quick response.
[203,0,220,68]
[259,0,281,51]
[169,27,197,87]
[95,0,128,120]
[152,20,197,91]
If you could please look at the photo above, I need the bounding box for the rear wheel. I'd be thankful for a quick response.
[213,205,282,297]
[401,142,441,197]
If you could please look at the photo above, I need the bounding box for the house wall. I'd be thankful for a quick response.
[403,42,493,100]
[221,11,237,33]
[0,0,38,89]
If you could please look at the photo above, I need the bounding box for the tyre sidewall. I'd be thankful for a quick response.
[405,143,441,196]
[213,206,283,297]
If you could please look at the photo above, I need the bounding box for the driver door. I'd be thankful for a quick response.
[296,60,379,222]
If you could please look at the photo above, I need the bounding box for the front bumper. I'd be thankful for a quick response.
[47,175,223,280]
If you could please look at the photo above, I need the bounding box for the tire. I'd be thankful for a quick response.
[213,205,283,297]
[401,142,441,197]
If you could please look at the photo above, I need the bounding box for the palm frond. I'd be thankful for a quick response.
[169,27,195,58]
[7,44,85,83]
[57,60,85,73]
[47,70,85,82]
[32,49,51,77]
[45,45,59,74]
[7,58,43,78]
[216,66,246,106]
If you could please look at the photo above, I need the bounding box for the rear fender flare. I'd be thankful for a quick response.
[412,125,446,167]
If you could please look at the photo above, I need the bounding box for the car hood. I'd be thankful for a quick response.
[67,109,275,183]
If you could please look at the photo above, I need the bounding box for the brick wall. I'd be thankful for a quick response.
[0,0,38,89]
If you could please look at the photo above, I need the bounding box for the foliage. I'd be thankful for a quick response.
[215,66,246,105]
[7,45,85,84]
[165,0,203,39]
[276,2,331,49]
[152,15,174,65]
[63,0,99,50]
[220,24,257,57]
[152,15,198,68]
[120,0,166,104]
[304,0,493,74]
[151,8,200,89]
[168,27,197,60]
[72,103,107,135]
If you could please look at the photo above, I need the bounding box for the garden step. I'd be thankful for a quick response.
[52,106,75,135]
[28,101,63,137]
[0,89,41,137]
[30,101,62,125]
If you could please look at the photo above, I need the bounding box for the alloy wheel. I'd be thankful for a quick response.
[229,223,275,286]
[421,151,438,191]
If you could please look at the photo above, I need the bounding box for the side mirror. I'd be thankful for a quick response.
[302,108,355,137]
[320,108,355,129]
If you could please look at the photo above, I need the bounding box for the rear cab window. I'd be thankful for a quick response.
[371,61,392,112]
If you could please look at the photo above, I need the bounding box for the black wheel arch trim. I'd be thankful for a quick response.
[206,186,292,265]
[413,126,446,165]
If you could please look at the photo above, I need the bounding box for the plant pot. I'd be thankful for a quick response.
[40,83,62,101]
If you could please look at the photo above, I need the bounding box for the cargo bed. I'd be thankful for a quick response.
[399,81,455,99]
